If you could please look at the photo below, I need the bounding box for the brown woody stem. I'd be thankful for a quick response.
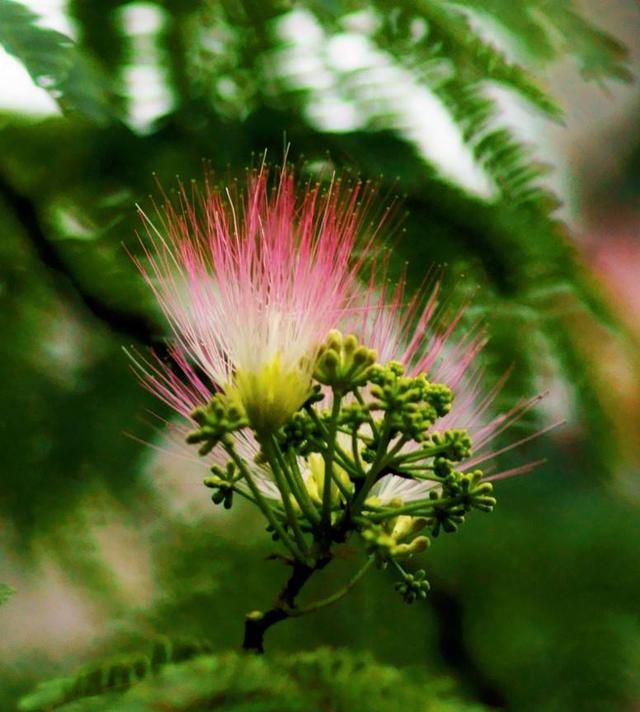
[242,559,324,654]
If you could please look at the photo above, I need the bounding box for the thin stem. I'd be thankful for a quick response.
[397,463,438,472]
[328,467,353,502]
[389,444,451,466]
[351,425,365,477]
[321,394,342,531]
[385,434,410,461]
[304,402,327,434]
[331,445,362,480]
[260,437,311,560]
[305,405,360,478]
[228,486,259,506]
[391,469,441,482]
[285,449,322,526]
[285,556,374,617]
[391,557,407,578]
[351,414,393,512]
[354,388,378,438]
[365,495,459,521]
[225,444,304,561]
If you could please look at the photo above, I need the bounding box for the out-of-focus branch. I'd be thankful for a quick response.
[429,583,507,708]
[0,173,161,346]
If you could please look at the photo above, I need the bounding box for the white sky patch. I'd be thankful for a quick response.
[326,33,370,72]
[449,3,525,64]
[0,50,61,115]
[25,0,75,35]
[341,9,379,35]
[118,2,174,133]
[0,0,73,116]
[306,94,361,132]
[274,9,495,200]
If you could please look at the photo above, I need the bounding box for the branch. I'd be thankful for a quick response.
[242,560,319,654]
[0,173,161,346]
[242,554,374,654]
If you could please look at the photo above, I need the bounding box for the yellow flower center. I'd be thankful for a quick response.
[230,354,311,434]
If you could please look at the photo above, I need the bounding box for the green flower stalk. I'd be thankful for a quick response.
[131,163,548,653]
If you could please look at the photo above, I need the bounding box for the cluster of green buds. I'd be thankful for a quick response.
[394,569,430,604]
[203,461,241,509]
[187,394,248,454]
[313,330,377,393]
[186,331,496,605]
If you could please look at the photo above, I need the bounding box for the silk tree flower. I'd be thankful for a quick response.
[133,165,377,434]
[132,275,544,507]
[129,162,551,652]
[131,164,545,512]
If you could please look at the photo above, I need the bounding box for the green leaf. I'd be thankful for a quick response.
[0,0,116,124]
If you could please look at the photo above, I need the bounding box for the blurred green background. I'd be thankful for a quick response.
[1,1,639,710]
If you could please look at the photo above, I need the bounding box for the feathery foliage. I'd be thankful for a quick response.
[23,649,489,712]
[18,638,213,712]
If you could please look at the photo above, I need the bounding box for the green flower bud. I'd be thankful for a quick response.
[313,331,377,391]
